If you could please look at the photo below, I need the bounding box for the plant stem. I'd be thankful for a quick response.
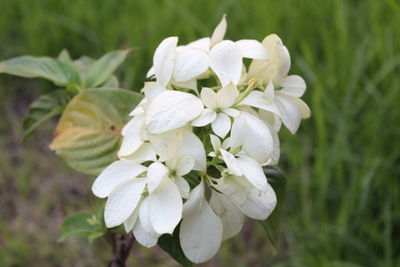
[107,233,135,267]
[233,78,258,106]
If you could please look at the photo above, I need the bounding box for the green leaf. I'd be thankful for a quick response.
[70,56,96,81]
[49,88,142,176]
[59,212,105,242]
[260,166,287,248]
[158,225,192,267]
[0,56,80,85]
[22,90,74,140]
[84,49,130,88]
[57,49,73,64]
[101,75,119,88]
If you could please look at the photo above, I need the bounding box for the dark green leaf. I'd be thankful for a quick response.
[0,56,80,85]
[84,49,130,88]
[260,166,287,248]
[49,88,142,176]
[59,212,105,242]
[22,90,74,140]
[158,225,192,267]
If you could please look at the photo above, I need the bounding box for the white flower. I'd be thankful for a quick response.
[191,83,240,138]
[91,15,310,265]
[243,34,311,134]
[213,174,277,220]
[247,34,291,85]
[148,15,267,88]
[208,134,231,157]
[91,159,186,243]
[148,127,206,171]
[273,76,311,134]
[219,149,269,192]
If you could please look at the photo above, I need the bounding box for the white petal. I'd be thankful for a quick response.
[248,34,291,84]
[210,191,244,240]
[138,197,155,233]
[239,91,279,114]
[179,130,207,171]
[153,36,178,87]
[236,39,268,60]
[216,83,239,108]
[133,216,160,248]
[274,93,302,134]
[231,112,274,164]
[172,78,197,90]
[118,135,143,158]
[279,75,306,97]
[180,199,223,263]
[259,110,282,132]
[124,204,140,232]
[104,178,147,227]
[223,108,240,117]
[268,129,280,165]
[210,40,242,86]
[221,137,232,149]
[229,115,246,150]
[173,47,209,82]
[92,160,146,198]
[120,113,144,137]
[148,178,182,234]
[191,108,217,127]
[143,82,166,101]
[145,91,204,134]
[173,176,190,199]
[118,114,145,157]
[129,101,145,116]
[200,87,217,109]
[214,176,247,205]
[146,65,155,78]
[210,14,227,48]
[236,156,267,191]
[147,129,180,162]
[264,81,275,103]
[176,155,195,176]
[211,112,231,138]
[182,180,205,217]
[296,98,311,119]
[147,162,169,193]
[188,37,210,51]
[237,183,277,220]
[210,134,221,152]
[123,142,157,163]
[219,149,242,176]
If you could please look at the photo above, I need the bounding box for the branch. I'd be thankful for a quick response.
[107,233,135,267]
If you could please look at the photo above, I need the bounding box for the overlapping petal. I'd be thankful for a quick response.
[145,90,204,134]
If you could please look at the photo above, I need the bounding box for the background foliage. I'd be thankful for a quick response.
[0,0,399,266]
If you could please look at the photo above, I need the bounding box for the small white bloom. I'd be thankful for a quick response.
[247,34,291,85]
[192,84,239,138]
[214,174,277,220]
[219,149,268,191]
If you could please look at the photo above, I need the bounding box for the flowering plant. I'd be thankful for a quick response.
[0,15,309,265]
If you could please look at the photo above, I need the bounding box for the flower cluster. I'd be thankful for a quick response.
[92,15,310,263]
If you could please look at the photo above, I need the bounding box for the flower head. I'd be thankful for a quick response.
[92,15,310,264]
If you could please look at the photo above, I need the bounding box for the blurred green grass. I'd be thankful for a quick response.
[0,0,399,266]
